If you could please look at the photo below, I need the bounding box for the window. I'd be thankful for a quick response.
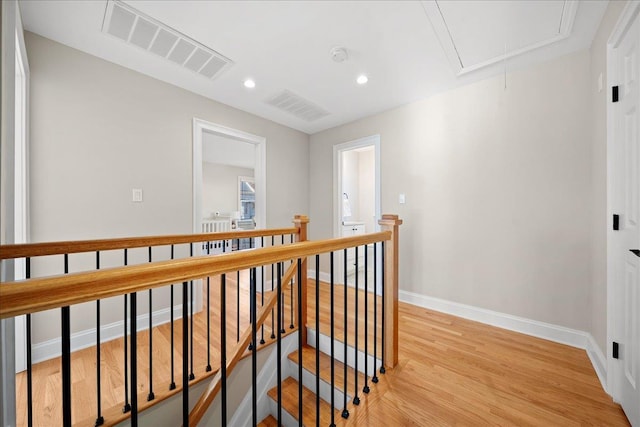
[238,176,255,221]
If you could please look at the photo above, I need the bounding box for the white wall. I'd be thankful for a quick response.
[589,1,627,354]
[310,50,592,332]
[358,148,375,233]
[202,163,253,218]
[25,32,309,345]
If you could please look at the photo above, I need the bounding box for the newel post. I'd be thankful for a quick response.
[293,215,309,344]
[378,214,402,369]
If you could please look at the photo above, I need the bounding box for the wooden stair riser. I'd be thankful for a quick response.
[267,395,300,427]
[287,357,350,408]
[307,327,381,377]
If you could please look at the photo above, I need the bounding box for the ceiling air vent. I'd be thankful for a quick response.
[266,90,330,122]
[102,0,233,80]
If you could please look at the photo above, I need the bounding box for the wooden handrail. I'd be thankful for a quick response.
[188,262,298,425]
[0,232,391,319]
[0,227,298,260]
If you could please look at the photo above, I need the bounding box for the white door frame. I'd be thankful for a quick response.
[333,135,381,286]
[192,118,266,234]
[606,0,640,402]
[12,2,30,374]
[333,135,381,238]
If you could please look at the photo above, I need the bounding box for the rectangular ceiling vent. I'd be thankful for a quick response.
[102,0,233,80]
[265,90,330,122]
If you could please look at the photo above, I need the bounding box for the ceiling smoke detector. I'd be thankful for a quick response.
[330,46,349,63]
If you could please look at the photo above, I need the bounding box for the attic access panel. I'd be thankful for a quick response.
[423,0,577,75]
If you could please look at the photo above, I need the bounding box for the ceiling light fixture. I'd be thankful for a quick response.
[357,75,368,85]
[244,79,256,89]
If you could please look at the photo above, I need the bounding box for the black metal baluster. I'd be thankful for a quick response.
[315,255,320,425]
[95,253,104,426]
[147,247,155,401]
[372,243,379,384]
[123,249,131,412]
[221,274,228,426]
[280,290,286,334]
[277,263,283,426]
[206,241,212,372]
[271,236,275,340]
[290,234,294,330]
[169,245,176,390]
[353,246,360,406]
[130,291,138,427]
[380,241,386,375]
[330,252,336,427]
[260,236,265,345]
[363,246,370,394]
[182,282,189,427]
[26,257,33,427]
[251,268,258,427]
[281,236,286,335]
[189,244,195,381]
[62,254,71,427]
[297,258,303,426]
[342,249,349,419]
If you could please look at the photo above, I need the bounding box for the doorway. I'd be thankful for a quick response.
[333,135,381,291]
[13,16,30,374]
[192,118,266,235]
[607,3,640,425]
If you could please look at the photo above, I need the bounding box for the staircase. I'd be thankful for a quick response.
[258,326,380,427]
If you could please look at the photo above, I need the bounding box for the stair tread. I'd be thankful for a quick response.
[257,414,278,427]
[288,345,367,395]
[267,376,340,426]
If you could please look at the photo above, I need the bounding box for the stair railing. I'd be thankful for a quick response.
[0,223,299,426]
[1,214,402,426]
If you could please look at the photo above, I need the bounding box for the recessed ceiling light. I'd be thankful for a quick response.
[244,79,256,89]
[357,75,368,85]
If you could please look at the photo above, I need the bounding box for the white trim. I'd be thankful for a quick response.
[606,0,640,401]
[586,333,608,395]
[307,268,331,284]
[333,134,381,238]
[399,290,610,394]
[229,334,297,427]
[333,135,381,289]
[31,304,188,364]
[192,118,266,232]
[399,290,589,348]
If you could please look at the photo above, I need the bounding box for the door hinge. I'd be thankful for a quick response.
[612,86,619,102]
[613,341,619,359]
[613,214,620,230]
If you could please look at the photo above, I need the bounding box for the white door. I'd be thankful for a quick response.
[612,10,640,425]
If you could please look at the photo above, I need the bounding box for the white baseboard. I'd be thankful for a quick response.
[307,269,332,284]
[32,304,187,364]
[586,333,608,394]
[398,290,609,393]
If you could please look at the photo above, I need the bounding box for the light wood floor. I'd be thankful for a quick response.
[16,279,628,426]
[343,303,630,426]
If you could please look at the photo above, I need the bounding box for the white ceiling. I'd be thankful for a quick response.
[19,0,608,134]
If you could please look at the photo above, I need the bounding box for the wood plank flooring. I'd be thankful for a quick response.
[16,279,628,426]
[342,303,629,426]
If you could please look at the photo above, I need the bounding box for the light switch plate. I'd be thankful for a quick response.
[132,188,143,202]
[399,193,406,204]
